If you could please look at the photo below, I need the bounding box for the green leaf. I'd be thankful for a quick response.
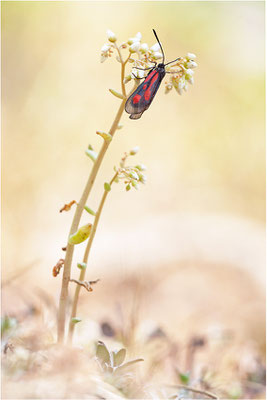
[85,148,98,162]
[104,182,111,192]
[96,131,112,142]
[1,316,17,336]
[71,317,82,324]
[77,262,87,270]
[114,358,144,375]
[109,88,125,99]
[68,223,92,245]
[113,348,126,367]
[96,341,111,366]
[84,205,96,216]
[179,372,190,384]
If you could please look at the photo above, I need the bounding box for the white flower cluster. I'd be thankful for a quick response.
[100,29,198,96]
[114,147,147,191]
[165,53,197,95]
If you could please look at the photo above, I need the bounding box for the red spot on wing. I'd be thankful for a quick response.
[144,70,157,83]
[144,72,159,101]
[133,94,141,104]
[143,84,147,89]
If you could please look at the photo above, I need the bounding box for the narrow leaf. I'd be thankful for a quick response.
[96,341,111,366]
[85,149,98,162]
[109,88,125,99]
[113,348,126,367]
[71,317,82,324]
[114,358,144,374]
[84,205,96,216]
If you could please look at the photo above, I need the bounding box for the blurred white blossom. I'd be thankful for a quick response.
[100,29,197,96]
[106,29,117,43]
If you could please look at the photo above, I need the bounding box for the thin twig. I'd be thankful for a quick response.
[69,278,100,292]
[166,384,219,399]
[68,172,118,342]
[57,49,133,343]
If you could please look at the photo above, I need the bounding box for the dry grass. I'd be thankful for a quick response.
[2,260,265,399]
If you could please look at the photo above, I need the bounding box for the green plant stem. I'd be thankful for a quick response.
[57,48,130,344]
[68,172,118,342]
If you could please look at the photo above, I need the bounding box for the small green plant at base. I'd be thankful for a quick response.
[96,341,143,373]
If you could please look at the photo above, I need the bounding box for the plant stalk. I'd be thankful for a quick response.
[68,172,118,342]
[57,48,129,343]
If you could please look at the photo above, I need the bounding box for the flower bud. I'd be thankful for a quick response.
[138,172,147,184]
[130,146,139,155]
[135,32,142,41]
[185,69,194,78]
[126,184,131,191]
[129,171,139,180]
[150,43,160,52]
[77,262,87,270]
[131,181,139,190]
[106,29,117,43]
[104,182,111,192]
[129,42,140,53]
[135,164,147,171]
[128,37,140,45]
[123,75,132,84]
[153,51,163,60]
[101,43,111,53]
[186,52,196,60]
[186,61,198,69]
[140,43,149,54]
[131,69,145,79]
[68,223,92,245]
[187,76,194,85]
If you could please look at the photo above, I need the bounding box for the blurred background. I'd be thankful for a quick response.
[2,1,265,398]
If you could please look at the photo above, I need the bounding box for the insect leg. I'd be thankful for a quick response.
[133,66,155,71]
[132,72,145,80]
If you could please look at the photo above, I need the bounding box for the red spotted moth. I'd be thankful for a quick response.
[125,29,180,120]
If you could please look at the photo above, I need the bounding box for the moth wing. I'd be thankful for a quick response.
[129,112,144,120]
[125,70,165,118]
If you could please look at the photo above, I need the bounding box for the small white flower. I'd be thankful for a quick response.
[100,43,111,63]
[152,51,163,60]
[106,29,117,43]
[186,60,198,69]
[140,43,149,54]
[128,37,140,45]
[124,74,132,84]
[150,42,160,52]
[176,77,186,95]
[130,146,139,155]
[135,32,142,41]
[129,42,140,53]
[132,69,145,79]
[187,76,194,85]
[185,68,194,77]
[186,52,196,60]
[101,43,111,53]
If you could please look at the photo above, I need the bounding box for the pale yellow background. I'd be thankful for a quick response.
[2,1,265,319]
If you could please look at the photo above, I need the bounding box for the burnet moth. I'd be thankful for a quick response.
[125,29,180,120]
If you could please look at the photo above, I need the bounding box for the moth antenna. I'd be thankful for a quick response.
[164,57,181,66]
[152,29,165,64]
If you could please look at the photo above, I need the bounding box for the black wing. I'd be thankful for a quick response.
[125,68,165,119]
